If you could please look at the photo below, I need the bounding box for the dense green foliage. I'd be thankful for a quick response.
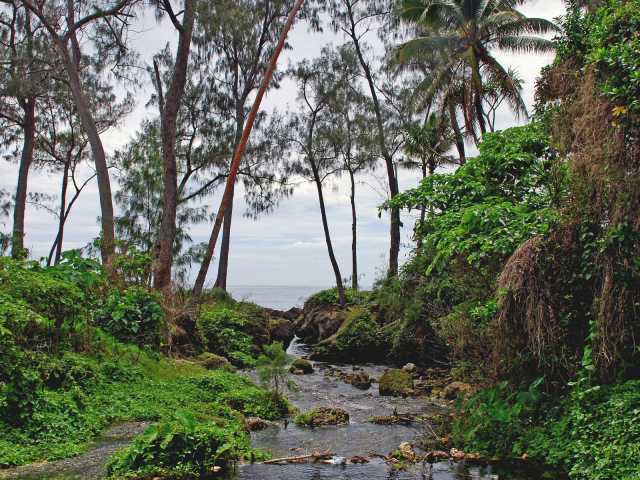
[198,299,271,368]
[95,287,164,340]
[309,287,375,306]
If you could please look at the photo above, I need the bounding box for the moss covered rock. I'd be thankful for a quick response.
[195,353,233,371]
[268,318,294,350]
[294,407,349,426]
[310,306,384,362]
[379,369,414,397]
[289,358,313,374]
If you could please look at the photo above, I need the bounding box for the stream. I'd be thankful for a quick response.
[237,337,566,480]
[1,337,566,480]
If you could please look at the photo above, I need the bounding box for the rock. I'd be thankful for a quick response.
[289,358,314,374]
[244,417,265,431]
[390,442,417,462]
[369,376,379,383]
[268,318,294,350]
[293,297,347,344]
[350,455,369,464]
[310,306,384,362]
[379,369,414,397]
[343,372,371,389]
[441,381,475,400]
[402,363,417,373]
[430,387,443,398]
[294,406,349,426]
[196,353,232,370]
[413,380,431,396]
[291,369,304,375]
[399,387,418,397]
[264,306,302,322]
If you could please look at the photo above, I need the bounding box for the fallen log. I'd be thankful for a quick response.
[258,448,333,464]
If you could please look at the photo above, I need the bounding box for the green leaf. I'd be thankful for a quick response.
[160,422,173,438]
[517,386,543,408]
[176,409,196,432]
[487,400,511,422]
[142,424,159,443]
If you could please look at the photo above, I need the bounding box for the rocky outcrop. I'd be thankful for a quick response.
[379,369,414,397]
[196,353,231,370]
[293,296,346,344]
[268,318,294,350]
[244,417,266,431]
[265,307,302,322]
[310,306,384,362]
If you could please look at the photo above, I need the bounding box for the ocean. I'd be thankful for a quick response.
[226,285,330,310]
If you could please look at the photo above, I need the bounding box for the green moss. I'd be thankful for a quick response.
[294,407,349,426]
[379,369,413,397]
[289,359,313,374]
[311,306,384,362]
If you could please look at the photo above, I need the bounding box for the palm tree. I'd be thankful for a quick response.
[394,0,558,135]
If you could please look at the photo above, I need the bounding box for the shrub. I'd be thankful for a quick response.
[310,287,375,307]
[95,287,164,342]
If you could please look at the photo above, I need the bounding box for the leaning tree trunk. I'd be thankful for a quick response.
[449,104,466,164]
[311,159,346,306]
[346,2,400,277]
[12,99,35,258]
[154,0,198,292]
[349,168,358,290]
[185,0,306,315]
[214,183,234,290]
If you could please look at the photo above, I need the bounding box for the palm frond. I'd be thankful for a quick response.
[492,17,560,36]
[494,35,556,54]
[393,35,454,65]
[411,61,456,112]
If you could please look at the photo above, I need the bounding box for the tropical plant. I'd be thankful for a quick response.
[394,0,558,135]
[256,342,298,395]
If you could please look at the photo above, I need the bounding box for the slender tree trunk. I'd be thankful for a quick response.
[48,161,70,265]
[185,0,306,314]
[215,115,244,291]
[311,160,346,306]
[345,2,400,277]
[12,99,35,258]
[214,183,234,290]
[475,93,486,136]
[449,104,466,164]
[349,168,357,290]
[154,0,197,292]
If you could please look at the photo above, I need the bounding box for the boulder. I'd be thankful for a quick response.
[244,417,266,431]
[310,306,384,362]
[402,363,417,373]
[265,307,302,322]
[379,369,414,397]
[268,318,294,350]
[343,372,371,389]
[294,407,349,426]
[441,381,475,400]
[293,299,346,344]
[289,358,314,374]
[196,353,231,370]
[413,379,432,396]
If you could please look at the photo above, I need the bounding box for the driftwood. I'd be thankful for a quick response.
[259,448,333,464]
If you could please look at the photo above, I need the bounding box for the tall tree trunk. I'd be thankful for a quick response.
[154,0,198,292]
[12,99,35,258]
[48,161,70,265]
[349,168,357,290]
[449,104,466,164]
[185,0,306,314]
[214,114,244,291]
[311,159,346,305]
[214,183,234,290]
[345,2,400,277]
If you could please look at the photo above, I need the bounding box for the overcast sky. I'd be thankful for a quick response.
[0,0,566,288]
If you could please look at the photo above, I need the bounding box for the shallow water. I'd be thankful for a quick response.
[0,422,150,480]
[238,337,566,480]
